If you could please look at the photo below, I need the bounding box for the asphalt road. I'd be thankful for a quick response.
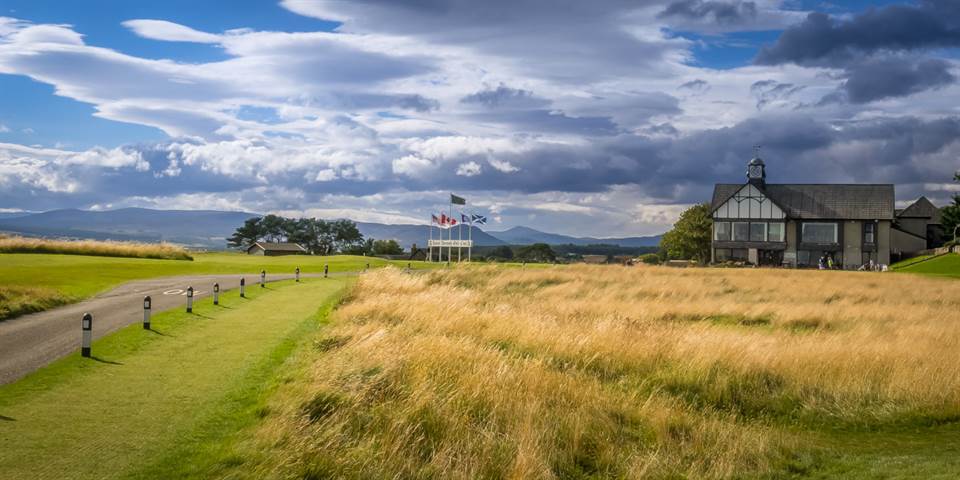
[0,271,344,385]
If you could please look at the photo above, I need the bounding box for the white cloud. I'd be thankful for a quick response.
[122,19,221,44]
[0,124,8,132]
[456,161,481,176]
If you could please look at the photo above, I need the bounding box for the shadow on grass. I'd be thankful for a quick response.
[215,304,235,309]
[146,327,172,337]
[0,414,15,421]
[191,312,214,319]
[90,356,123,366]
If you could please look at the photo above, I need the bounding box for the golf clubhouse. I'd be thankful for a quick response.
[710,155,943,268]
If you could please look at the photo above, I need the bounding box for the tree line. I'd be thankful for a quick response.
[227,215,403,256]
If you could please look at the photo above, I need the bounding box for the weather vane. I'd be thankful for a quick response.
[753,144,762,158]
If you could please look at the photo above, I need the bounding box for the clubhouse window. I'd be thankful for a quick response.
[714,222,731,241]
[767,222,785,242]
[733,222,750,241]
[801,222,837,244]
[749,222,767,242]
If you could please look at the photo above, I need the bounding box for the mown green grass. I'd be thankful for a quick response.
[0,252,433,321]
[894,253,960,278]
[0,276,350,479]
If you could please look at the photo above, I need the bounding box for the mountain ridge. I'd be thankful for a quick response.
[0,208,662,249]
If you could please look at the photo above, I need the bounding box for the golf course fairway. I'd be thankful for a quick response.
[0,276,350,479]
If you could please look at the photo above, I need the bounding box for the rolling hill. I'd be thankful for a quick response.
[490,226,662,247]
[0,208,661,249]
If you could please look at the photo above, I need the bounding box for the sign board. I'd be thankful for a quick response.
[428,239,473,248]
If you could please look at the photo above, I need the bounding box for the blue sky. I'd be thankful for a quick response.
[0,1,958,235]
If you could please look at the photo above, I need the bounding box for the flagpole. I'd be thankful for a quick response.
[447,198,452,265]
[468,214,473,262]
[458,210,462,263]
[428,216,433,262]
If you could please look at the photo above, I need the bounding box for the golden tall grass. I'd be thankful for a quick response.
[0,236,192,260]
[244,266,960,479]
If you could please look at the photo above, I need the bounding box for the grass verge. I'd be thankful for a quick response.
[0,276,350,479]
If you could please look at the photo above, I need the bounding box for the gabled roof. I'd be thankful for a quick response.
[897,196,942,223]
[711,183,895,220]
[249,242,307,252]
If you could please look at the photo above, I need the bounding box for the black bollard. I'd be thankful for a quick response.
[81,313,92,357]
[260,270,266,288]
[295,266,300,283]
[324,264,328,278]
[143,296,151,329]
[186,286,194,313]
[240,277,246,298]
[213,283,220,305]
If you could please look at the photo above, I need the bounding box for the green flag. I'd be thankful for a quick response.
[450,194,466,205]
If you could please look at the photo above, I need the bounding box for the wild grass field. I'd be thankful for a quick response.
[0,252,434,321]
[0,235,192,260]
[214,265,960,479]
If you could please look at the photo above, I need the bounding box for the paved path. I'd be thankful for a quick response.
[0,272,345,385]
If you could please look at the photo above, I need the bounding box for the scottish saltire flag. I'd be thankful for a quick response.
[471,214,487,225]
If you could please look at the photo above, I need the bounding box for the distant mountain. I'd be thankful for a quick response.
[0,208,661,249]
[0,208,256,248]
[490,226,661,247]
[356,222,506,248]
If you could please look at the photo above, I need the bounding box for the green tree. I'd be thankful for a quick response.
[488,245,514,261]
[943,172,960,243]
[259,214,286,243]
[372,239,403,255]
[517,243,556,263]
[660,203,712,263]
[227,217,263,249]
[331,219,364,253]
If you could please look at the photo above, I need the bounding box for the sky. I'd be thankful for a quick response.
[1,0,959,236]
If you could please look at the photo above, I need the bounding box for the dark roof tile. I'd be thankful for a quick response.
[711,183,895,220]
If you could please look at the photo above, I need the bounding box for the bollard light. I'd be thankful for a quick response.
[213,283,220,305]
[324,264,328,278]
[143,296,151,330]
[295,266,300,282]
[260,270,266,288]
[186,286,194,313]
[366,262,370,272]
[240,277,246,298]
[81,313,92,357]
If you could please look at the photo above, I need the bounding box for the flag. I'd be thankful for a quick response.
[431,214,440,225]
[461,213,470,224]
[450,193,466,205]
[439,213,449,227]
[471,214,487,225]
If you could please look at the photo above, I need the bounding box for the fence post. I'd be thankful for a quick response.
[240,277,246,298]
[324,264,328,278]
[213,283,220,305]
[81,313,92,357]
[143,296,151,329]
[186,286,194,313]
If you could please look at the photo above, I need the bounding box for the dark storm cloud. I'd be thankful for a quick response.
[658,0,758,25]
[840,57,954,104]
[460,85,549,109]
[756,2,960,104]
[756,1,960,66]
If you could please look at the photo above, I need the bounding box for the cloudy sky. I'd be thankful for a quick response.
[1,0,959,236]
